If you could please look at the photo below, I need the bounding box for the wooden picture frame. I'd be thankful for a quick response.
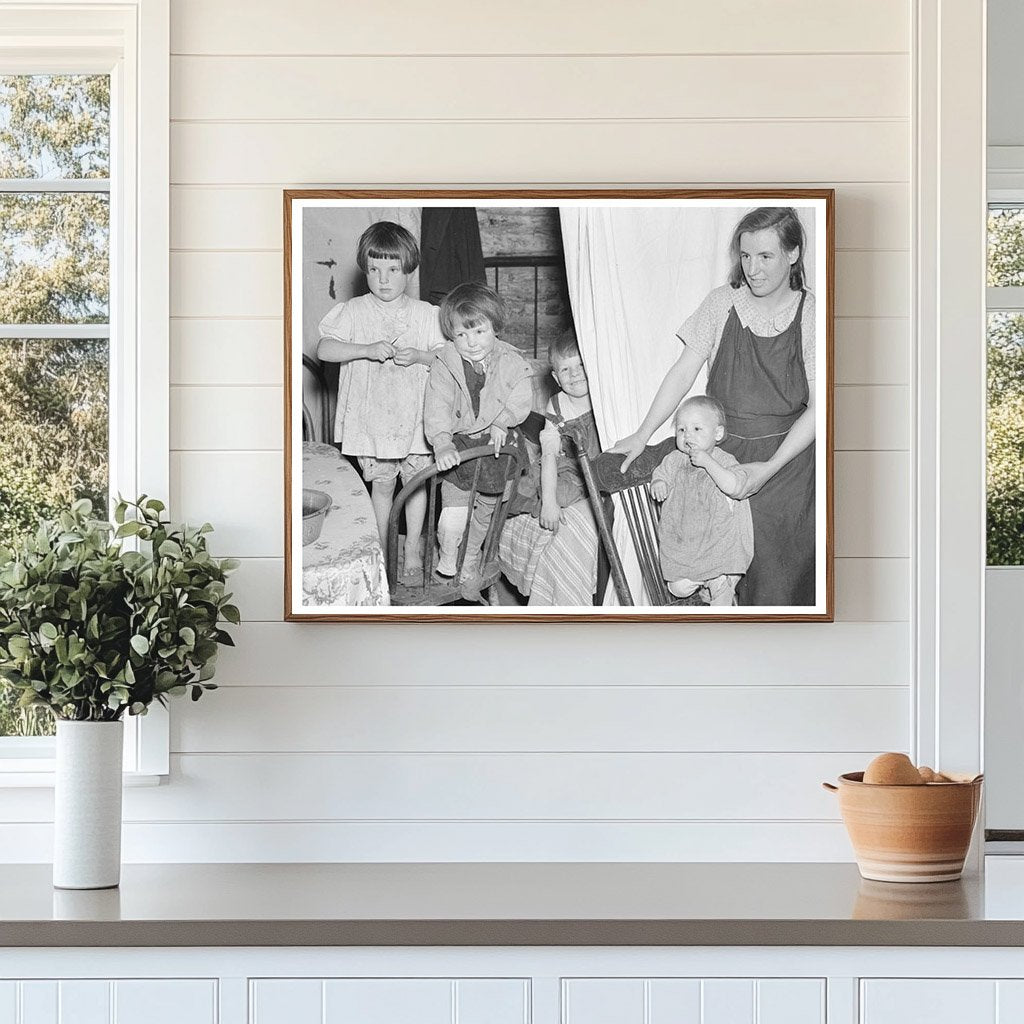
[284,189,834,622]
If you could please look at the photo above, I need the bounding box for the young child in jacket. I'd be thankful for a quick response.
[424,282,533,588]
[315,221,444,578]
[650,395,754,606]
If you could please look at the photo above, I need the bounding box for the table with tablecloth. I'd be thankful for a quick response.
[301,442,389,607]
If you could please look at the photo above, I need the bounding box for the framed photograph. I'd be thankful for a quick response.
[285,189,834,622]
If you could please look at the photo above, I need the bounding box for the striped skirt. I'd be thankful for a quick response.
[498,499,599,607]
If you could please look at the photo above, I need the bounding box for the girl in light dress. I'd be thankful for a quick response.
[316,221,445,580]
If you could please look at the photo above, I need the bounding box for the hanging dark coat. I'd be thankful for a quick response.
[419,207,487,306]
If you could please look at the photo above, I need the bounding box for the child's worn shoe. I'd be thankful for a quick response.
[458,569,485,602]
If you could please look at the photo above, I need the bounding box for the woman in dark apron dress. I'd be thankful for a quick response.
[611,206,817,607]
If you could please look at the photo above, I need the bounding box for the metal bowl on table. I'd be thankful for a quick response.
[301,488,332,545]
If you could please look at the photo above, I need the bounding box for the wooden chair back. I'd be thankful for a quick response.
[574,436,686,607]
[385,442,530,606]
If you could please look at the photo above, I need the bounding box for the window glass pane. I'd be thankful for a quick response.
[987,312,1024,565]
[0,192,109,323]
[0,337,108,739]
[988,206,1024,288]
[0,75,109,179]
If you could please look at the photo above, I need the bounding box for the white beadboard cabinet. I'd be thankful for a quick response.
[5,950,1024,1024]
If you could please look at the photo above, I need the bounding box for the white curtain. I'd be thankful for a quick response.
[558,205,742,605]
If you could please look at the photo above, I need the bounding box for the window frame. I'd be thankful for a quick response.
[0,0,169,782]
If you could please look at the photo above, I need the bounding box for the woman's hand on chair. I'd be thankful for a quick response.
[539,500,561,533]
[610,431,648,472]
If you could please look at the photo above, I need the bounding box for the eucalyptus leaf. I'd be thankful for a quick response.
[0,496,237,721]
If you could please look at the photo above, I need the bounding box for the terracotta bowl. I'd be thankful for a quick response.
[301,489,332,546]
[823,772,983,883]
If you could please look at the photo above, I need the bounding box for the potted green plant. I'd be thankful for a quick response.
[0,497,239,889]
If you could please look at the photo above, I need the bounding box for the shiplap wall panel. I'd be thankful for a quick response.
[170,685,909,754]
[125,752,861,821]
[834,319,909,386]
[169,249,907,320]
[67,0,917,863]
[171,55,908,122]
[168,383,904,453]
[169,320,283,386]
[169,314,910,389]
[170,0,909,55]
[171,449,908,559]
[227,555,909,624]
[209,622,910,687]
[170,122,908,187]
[170,183,910,252]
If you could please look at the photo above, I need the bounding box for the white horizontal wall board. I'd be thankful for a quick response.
[170,184,909,252]
[167,383,905,453]
[170,319,283,386]
[834,452,910,558]
[170,121,909,186]
[0,820,857,863]
[170,386,281,450]
[226,556,909,623]
[833,558,909,622]
[169,315,909,388]
[170,451,282,557]
[170,685,909,754]
[125,751,862,820]
[169,250,907,320]
[170,448,905,559]
[170,0,909,56]
[171,55,909,122]
[834,386,910,451]
[834,318,909,386]
[209,622,909,688]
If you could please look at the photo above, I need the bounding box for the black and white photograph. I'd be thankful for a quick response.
[285,191,833,621]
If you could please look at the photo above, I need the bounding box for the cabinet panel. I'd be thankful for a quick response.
[19,983,56,1024]
[861,981,996,1023]
[563,980,645,1024]
[58,982,110,1024]
[252,979,527,1024]
[323,980,450,1024]
[648,980,702,1022]
[998,980,1024,1023]
[757,980,825,1024]
[114,981,217,1024]
[250,980,322,1024]
[702,980,754,1024]
[0,983,15,1024]
[455,980,529,1024]
[564,978,825,1024]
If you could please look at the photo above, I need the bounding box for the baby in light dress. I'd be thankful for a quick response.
[650,395,754,606]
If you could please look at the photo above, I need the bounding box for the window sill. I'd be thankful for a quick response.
[0,766,165,788]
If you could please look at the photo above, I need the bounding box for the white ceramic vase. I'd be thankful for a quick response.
[53,719,124,889]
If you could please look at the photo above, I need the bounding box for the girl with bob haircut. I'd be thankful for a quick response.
[316,220,445,583]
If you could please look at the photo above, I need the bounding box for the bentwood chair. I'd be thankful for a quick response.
[385,442,531,606]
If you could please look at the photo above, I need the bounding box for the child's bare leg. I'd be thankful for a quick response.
[436,505,469,577]
[704,574,740,606]
[369,480,395,552]
[403,485,427,571]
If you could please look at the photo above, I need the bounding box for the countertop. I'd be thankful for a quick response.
[5,861,1024,947]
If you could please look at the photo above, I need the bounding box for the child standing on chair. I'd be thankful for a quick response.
[316,221,445,578]
[424,282,533,584]
[651,395,754,606]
